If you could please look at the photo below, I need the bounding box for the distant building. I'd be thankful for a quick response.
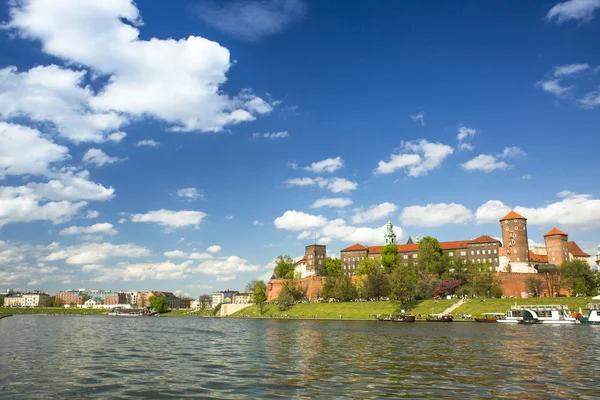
[212,290,238,308]
[294,244,327,278]
[3,292,50,307]
[233,292,252,304]
[179,298,191,309]
[136,291,180,309]
[56,291,83,306]
[4,294,23,307]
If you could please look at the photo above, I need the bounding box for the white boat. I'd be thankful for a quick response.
[496,304,579,325]
[581,303,600,325]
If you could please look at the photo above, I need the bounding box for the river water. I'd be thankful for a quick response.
[0,316,598,399]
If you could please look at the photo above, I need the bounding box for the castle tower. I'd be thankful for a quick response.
[499,211,530,263]
[305,244,327,275]
[384,219,397,245]
[544,228,569,266]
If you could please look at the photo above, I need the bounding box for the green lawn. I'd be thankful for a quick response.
[161,309,213,317]
[0,307,106,315]
[230,299,459,319]
[453,297,594,317]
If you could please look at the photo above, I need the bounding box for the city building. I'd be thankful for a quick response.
[22,292,51,307]
[233,292,252,304]
[212,290,238,308]
[55,291,83,306]
[4,294,23,307]
[136,291,180,309]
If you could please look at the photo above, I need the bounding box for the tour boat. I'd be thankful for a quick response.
[376,314,415,322]
[581,304,600,325]
[426,314,453,322]
[474,313,501,323]
[497,304,579,325]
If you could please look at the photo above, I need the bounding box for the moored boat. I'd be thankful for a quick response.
[474,313,501,323]
[581,303,600,325]
[376,314,415,322]
[426,314,453,322]
[497,304,579,325]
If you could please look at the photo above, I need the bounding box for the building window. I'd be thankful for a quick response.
[460,251,466,256]
[403,255,408,259]
[493,249,497,254]
[476,250,480,255]
[494,258,497,262]
[448,252,454,257]
[488,258,492,263]
[412,254,417,258]
[470,251,474,255]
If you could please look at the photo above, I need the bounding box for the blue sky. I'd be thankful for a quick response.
[1,0,599,296]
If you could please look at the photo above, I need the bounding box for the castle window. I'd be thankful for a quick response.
[476,250,480,255]
[493,249,497,254]
[449,252,454,257]
[514,226,519,230]
[488,250,491,254]
[461,251,466,256]
[471,251,474,255]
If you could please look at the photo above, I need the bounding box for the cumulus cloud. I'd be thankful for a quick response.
[0,122,69,178]
[253,220,264,227]
[409,112,425,126]
[130,210,207,228]
[26,169,115,201]
[304,157,344,174]
[251,131,289,139]
[457,125,476,151]
[85,210,99,219]
[461,147,525,173]
[310,197,353,208]
[4,0,275,136]
[135,140,160,148]
[286,162,298,169]
[274,210,328,230]
[177,188,204,201]
[285,176,357,193]
[206,245,221,254]
[351,202,397,224]
[195,0,307,41]
[475,200,513,224]
[400,203,473,227]
[107,131,127,142]
[577,91,600,108]
[59,222,117,236]
[374,139,453,177]
[193,256,265,281]
[536,79,573,97]
[546,0,600,23]
[42,242,150,265]
[90,260,194,282]
[82,148,125,167]
[164,250,213,260]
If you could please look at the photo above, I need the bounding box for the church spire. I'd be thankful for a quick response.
[384,218,397,245]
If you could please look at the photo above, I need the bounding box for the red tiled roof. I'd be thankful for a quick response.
[500,210,527,221]
[470,235,501,244]
[340,243,369,252]
[568,241,590,257]
[295,256,307,265]
[544,227,567,237]
[529,250,548,263]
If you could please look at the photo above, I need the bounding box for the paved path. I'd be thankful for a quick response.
[439,299,464,315]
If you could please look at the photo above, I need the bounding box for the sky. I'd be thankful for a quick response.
[1,0,600,297]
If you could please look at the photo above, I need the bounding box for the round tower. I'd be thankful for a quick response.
[499,211,530,263]
[544,228,569,266]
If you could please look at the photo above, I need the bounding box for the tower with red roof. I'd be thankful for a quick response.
[544,227,569,266]
[499,210,530,265]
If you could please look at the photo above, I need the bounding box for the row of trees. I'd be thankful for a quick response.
[526,259,598,297]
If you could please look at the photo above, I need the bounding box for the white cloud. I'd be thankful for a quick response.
[85,210,99,219]
[351,202,397,224]
[375,139,453,177]
[577,91,600,108]
[546,0,600,23]
[461,154,509,172]
[286,162,298,169]
[42,242,150,265]
[321,219,404,245]
[26,169,115,201]
[193,256,264,282]
[297,231,312,240]
[285,177,329,188]
[0,186,86,227]
[5,0,275,135]
[107,131,127,142]
[327,178,357,193]
[457,125,476,151]
[195,0,307,41]
[251,131,289,139]
[206,245,221,254]
[164,250,213,260]
[0,65,125,142]
[130,210,207,228]
[304,157,344,173]
[82,148,124,167]
[498,146,527,158]
[0,122,69,178]
[409,112,425,126]
[536,79,572,97]
[253,220,264,227]
[310,197,353,208]
[554,63,590,77]
[90,260,194,282]
[177,188,204,201]
[400,203,473,227]
[59,222,117,236]
[274,210,328,230]
[135,140,160,148]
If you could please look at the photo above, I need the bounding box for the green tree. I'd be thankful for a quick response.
[148,295,168,313]
[212,302,221,316]
[525,275,545,297]
[322,275,358,301]
[325,257,341,276]
[389,263,419,304]
[245,280,262,292]
[0,296,4,307]
[356,257,381,276]
[560,260,596,296]
[81,294,92,303]
[276,286,295,311]
[251,280,268,316]
[363,268,390,300]
[199,294,212,310]
[596,272,600,294]
[417,236,443,277]
[273,255,295,279]
[468,262,502,297]
[381,243,400,273]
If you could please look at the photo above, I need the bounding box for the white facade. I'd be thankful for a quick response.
[233,293,252,304]
[124,291,138,305]
[212,293,224,309]
[4,296,23,307]
[5,293,50,307]
[294,259,315,278]
[498,257,536,273]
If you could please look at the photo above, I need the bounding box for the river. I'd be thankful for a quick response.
[0,316,598,399]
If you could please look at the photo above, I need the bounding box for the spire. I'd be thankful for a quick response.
[384,218,397,245]
[406,236,414,245]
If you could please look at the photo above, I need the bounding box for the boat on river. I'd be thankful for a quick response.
[474,313,502,323]
[426,314,453,322]
[497,304,579,325]
[107,307,158,317]
[376,314,415,322]
[581,303,600,325]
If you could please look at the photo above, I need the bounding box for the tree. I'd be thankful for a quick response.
[199,294,212,310]
[273,255,295,279]
[596,272,600,294]
[212,303,221,316]
[245,280,262,292]
[417,236,443,277]
[276,286,294,311]
[432,280,461,297]
[381,243,400,273]
[363,268,390,300]
[560,260,596,296]
[0,296,3,307]
[541,268,562,297]
[81,294,92,303]
[325,257,341,276]
[468,262,502,297]
[50,296,64,308]
[525,275,545,297]
[322,275,358,301]
[148,295,168,313]
[356,257,381,276]
[389,263,419,304]
[252,280,268,316]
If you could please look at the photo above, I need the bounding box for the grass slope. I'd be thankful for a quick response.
[454,297,593,317]
[231,299,458,319]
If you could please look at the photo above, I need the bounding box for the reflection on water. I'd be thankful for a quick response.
[1,316,599,399]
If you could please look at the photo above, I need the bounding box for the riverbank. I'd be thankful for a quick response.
[0,307,107,315]
[231,297,596,319]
